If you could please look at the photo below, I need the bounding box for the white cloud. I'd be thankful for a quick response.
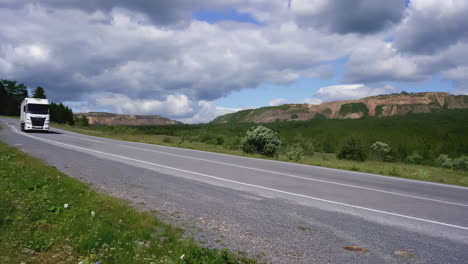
[305,84,396,104]
[0,1,467,123]
[178,101,241,124]
[95,93,193,117]
[89,93,240,123]
[268,98,289,106]
[444,66,468,95]
[394,0,468,54]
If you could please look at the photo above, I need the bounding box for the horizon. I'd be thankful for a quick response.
[1,1,467,123]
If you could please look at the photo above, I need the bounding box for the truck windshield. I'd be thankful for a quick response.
[27,104,49,115]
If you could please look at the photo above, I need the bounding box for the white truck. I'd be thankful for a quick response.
[20,98,50,132]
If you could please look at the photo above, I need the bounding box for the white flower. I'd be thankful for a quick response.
[91,211,96,217]
[180,254,186,260]
[64,203,69,208]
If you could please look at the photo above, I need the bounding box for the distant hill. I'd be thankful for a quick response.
[75,112,182,126]
[211,92,468,124]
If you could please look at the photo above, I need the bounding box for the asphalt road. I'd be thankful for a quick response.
[1,117,467,263]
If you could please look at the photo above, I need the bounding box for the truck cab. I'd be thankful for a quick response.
[20,98,50,132]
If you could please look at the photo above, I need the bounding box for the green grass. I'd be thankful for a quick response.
[0,137,256,263]
[52,121,468,187]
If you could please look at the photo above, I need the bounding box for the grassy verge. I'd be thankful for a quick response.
[0,137,255,263]
[52,124,468,187]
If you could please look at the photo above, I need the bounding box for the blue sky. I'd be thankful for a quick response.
[1,0,467,123]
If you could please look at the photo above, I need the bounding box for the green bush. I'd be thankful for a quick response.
[286,144,305,161]
[337,138,367,161]
[76,115,89,127]
[406,152,423,164]
[300,142,315,156]
[370,141,392,161]
[216,136,224,145]
[453,156,468,171]
[436,154,453,169]
[241,126,281,157]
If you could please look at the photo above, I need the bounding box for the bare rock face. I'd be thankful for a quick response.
[74,112,182,126]
[212,92,468,123]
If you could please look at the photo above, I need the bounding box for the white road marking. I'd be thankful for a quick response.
[7,123,468,231]
[118,144,468,207]
[60,134,106,144]
[51,124,468,191]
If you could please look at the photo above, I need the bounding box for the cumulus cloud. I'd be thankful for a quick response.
[0,5,359,104]
[394,0,468,54]
[444,66,468,95]
[304,84,396,104]
[95,93,194,117]
[90,93,239,123]
[0,0,467,123]
[269,98,289,106]
[0,0,238,26]
[344,41,422,83]
[291,0,405,34]
[344,39,468,85]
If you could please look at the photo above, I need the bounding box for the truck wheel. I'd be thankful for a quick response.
[20,124,24,132]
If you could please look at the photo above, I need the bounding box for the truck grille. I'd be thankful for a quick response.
[31,117,46,127]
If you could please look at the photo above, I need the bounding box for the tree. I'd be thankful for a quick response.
[50,102,75,125]
[0,82,7,115]
[337,138,367,161]
[32,86,46,99]
[241,126,281,157]
[0,79,29,116]
[77,115,89,127]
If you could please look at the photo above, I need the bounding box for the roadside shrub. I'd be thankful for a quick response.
[370,141,394,162]
[301,142,315,156]
[286,144,305,161]
[216,136,224,145]
[76,115,89,127]
[453,156,468,171]
[406,152,423,164]
[337,138,367,161]
[226,136,241,150]
[436,154,453,169]
[241,126,281,157]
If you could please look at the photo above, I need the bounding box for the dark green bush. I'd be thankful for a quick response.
[216,136,224,145]
[241,126,281,157]
[337,138,367,161]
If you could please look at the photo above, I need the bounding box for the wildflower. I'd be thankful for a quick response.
[91,211,96,217]
[64,203,69,208]
[180,254,186,260]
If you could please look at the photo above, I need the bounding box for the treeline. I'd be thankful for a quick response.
[50,102,74,125]
[0,80,29,116]
[0,79,74,124]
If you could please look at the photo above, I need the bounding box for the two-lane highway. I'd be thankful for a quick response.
[1,117,467,263]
